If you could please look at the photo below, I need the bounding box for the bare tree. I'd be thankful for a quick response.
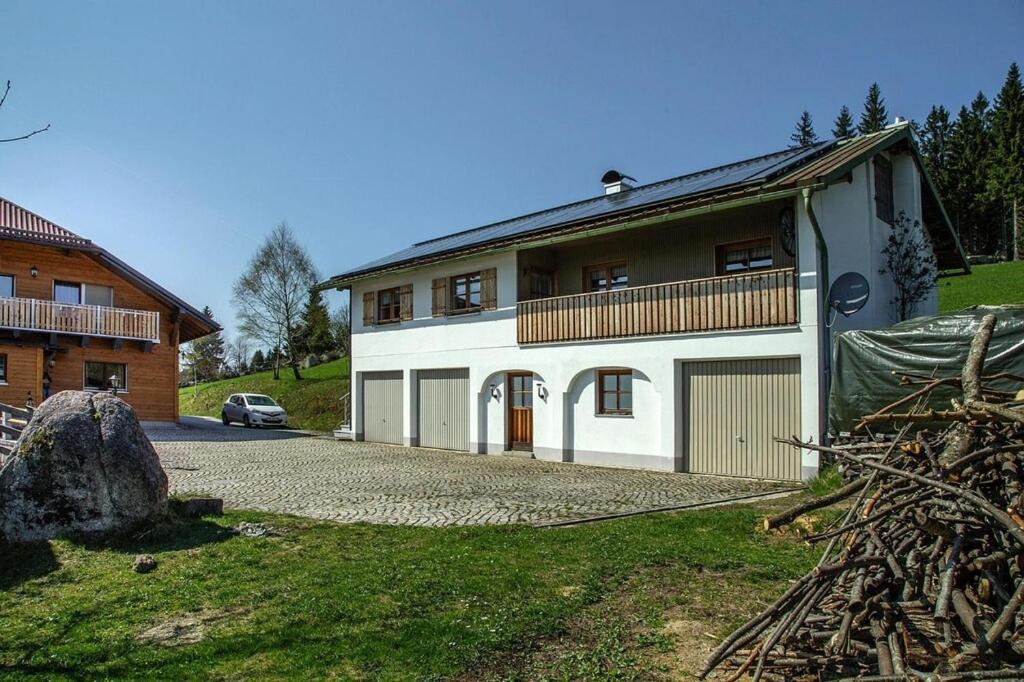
[0,80,50,143]
[227,335,251,375]
[329,303,351,357]
[879,211,938,321]
[232,223,317,380]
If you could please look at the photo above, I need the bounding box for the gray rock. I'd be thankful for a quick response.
[301,354,321,369]
[133,554,157,573]
[0,391,168,542]
[231,521,278,538]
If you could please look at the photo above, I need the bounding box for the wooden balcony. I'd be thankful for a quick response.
[516,268,798,345]
[0,297,160,343]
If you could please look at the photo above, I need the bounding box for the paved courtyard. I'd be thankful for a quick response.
[149,417,795,527]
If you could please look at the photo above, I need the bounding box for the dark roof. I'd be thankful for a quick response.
[320,127,967,287]
[0,196,220,342]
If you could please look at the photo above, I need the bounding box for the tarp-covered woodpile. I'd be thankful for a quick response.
[829,306,1024,438]
[702,313,1024,681]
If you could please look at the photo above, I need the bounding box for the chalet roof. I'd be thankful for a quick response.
[319,125,968,289]
[0,197,220,342]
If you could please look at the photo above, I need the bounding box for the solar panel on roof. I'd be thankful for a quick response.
[327,139,837,282]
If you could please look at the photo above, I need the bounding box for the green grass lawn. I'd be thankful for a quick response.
[0,500,818,680]
[938,260,1024,313]
[179,358,349,432]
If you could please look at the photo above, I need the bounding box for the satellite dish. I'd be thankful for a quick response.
[828,272,870,317]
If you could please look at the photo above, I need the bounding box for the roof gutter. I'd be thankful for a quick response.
[318,184,823,291]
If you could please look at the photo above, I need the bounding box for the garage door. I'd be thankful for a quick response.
[683,358,801,480]
[417,368,469,451]
[362,371,403,445]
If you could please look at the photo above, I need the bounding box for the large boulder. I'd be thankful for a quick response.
[0,391,168,542]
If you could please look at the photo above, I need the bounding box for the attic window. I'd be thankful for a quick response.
[874,155,894,225]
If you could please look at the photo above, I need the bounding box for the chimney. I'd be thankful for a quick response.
[601,170,636,195]
[890,115,909,127]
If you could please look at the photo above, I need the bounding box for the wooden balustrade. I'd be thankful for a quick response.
[516,268,798,345]
[0,297,160,342]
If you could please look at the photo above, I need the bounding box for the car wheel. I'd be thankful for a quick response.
[243,414,252,428]
[221,411,230,426]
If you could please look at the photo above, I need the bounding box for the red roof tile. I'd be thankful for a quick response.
[0,197,93,248]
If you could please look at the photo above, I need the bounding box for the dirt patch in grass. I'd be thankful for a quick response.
[477,565,788,681]
[136,606,249,647]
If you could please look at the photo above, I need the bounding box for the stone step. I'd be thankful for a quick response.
[333,428,354,441]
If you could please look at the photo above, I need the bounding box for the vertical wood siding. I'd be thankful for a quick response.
[683,358,801,481]
[417,368,469,451]
[361,371,404,445]
[517,268,797,344]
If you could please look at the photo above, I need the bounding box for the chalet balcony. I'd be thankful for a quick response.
[0,297,160,343]
[516,268,798,345]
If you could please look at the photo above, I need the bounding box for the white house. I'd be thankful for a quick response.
[318,123,967,481]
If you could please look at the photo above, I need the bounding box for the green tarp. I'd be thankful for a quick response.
[829,306,1024,436]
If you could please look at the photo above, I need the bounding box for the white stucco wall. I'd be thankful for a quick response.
[344,148,940,480]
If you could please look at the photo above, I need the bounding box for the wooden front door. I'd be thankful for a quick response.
[506,372,533,451]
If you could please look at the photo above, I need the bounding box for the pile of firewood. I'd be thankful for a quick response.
[701,313,1024,682]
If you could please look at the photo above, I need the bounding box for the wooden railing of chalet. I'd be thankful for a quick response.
[517,268,798,345]
[0,297,160,343]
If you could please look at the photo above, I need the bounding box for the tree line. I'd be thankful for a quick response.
[790,63,1023,258]
[180,224,350,386]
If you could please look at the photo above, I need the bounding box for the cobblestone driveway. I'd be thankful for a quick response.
[149,418,794,527]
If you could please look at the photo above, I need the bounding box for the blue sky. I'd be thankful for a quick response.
[1,1,1020,341]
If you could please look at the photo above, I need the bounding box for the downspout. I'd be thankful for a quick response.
[802,186,832,447]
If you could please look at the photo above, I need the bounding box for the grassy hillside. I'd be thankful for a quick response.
[178,358,349,432]
[938,260,1024,313]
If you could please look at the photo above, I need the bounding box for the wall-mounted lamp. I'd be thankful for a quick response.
[109,374,121,396]
[536,383,548,401]
[489,384,500,400]
[29,265,38,278]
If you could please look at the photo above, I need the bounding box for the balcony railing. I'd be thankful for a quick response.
[516,268,798,345]
[0,297,160,343]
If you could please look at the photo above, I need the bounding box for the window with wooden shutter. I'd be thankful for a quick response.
[431,277,447,317]
[399,284,413,321]
[480,268,497,310]
[362,291,375,327]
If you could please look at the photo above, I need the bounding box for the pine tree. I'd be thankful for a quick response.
[790,110,819,147]
[180,306,225,383]
[299,289,333,357]
[858,83,889,135]
[832,105,856,138]
[947,93,997,254]
[918,105,954,200]
[250,348,266,372]
[987,63,1024,258]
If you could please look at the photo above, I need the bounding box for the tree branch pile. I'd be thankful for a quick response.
[702,314,1024,681]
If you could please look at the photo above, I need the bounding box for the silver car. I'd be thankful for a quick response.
[221,393,289,428]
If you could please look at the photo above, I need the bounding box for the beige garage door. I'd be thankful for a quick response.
[417,368,469,451]
[362,371,403,445]
[683,358,801,480]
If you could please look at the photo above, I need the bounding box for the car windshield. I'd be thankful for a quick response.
[245,395,278,407]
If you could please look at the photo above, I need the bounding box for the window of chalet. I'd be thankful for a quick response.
[450,272,482,313]
[596,369,632,416]
[584,262,628,292]
[376,287,402,324]
[0,354,7,384]
[528,269,554,299]
[84,361,128,392]
[874,154,894,224]
[717,239,774,275]
[54,281,114,307]
[0,275,14,298]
